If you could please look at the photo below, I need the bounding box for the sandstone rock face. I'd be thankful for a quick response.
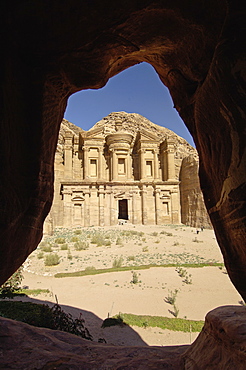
[180,155,211,229]
[47,113,209,231]
[0,306,245,369]
[182,306,246,369]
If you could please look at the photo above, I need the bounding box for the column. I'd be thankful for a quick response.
[98,148,103,180]
[141,185,148,224]
[110,191,116,225]
[166,141,176,181]
[84,191,90,226]
[64,133,73,179]
[83,147,89,179]
[153,149,159,180]
[98,185,105,226]
[127,152,132,179]
[131,190,138,224]
[111,150,118,181]
[154,188,161,225]
[139,149,145,180]
[62,189,72,227]
[170,189,180,224]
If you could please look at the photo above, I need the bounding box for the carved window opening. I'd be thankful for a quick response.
[90,159,97,177]
[118,199,128,220]
[74,203,82,219]
[146,160,153,177]
[118,158,126,174]
[162,201,169,215]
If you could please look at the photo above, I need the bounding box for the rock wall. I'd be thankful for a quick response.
[180,155,211,229]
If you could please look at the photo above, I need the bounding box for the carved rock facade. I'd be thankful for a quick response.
[45,113,210,231]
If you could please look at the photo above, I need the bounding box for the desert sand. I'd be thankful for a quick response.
[21,223,242,347]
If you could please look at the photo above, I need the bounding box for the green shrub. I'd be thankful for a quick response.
[0,301,92,340]
[131,271,139,284]
[55,237,66,244]
[127,256,135,261]
[41,245,52,252]
[37,252,44,259]
[112,256,124,268]
[85,266,96,272]
[91,234,105,246]
[71,236,79,242]
[74,230,82,235]
[0,267,23,298]
[74,241,89,251]
[142,246,148,252]
[60,244,68,250]
[164,289,178,305]
[44,254,60,266]
[150,232,158,237]
[67,252,72,260]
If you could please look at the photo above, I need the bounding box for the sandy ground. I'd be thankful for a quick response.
[20,224,242,347]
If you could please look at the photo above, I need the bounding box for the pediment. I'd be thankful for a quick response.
[85,127,104,139]
[136,128,160,143]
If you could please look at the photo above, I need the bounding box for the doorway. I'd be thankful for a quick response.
[118,199,128,220]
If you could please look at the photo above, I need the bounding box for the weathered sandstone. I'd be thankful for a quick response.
[45,113,210,232]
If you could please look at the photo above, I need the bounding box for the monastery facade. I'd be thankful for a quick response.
[45,113,210,233]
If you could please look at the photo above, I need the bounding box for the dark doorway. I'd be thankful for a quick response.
[118,199,128,220]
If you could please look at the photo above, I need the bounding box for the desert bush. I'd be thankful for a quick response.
[0,300,92,340]
[0,266,24,298]
[150,232,158,236]
[37,252,44,259]
[169,304,179,318]
[131,271,139,284]
[40,244,52,252]
[74,241,89,251]
[44,253,60,266]
[91,234,105,246]
[127,256,135,261]
[112,256,124,268]
[71,236,79,242]
[60,244,68,250]
[164,289,178,305]
[142,246,149,252]
[67,252,72,260]
[85,266,96,272]
[105,240,111,246]
[55,237,66,244]
[116,237,123,245]
[74,230,82,235]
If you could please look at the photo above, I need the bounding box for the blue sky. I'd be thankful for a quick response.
[64,62,195,147]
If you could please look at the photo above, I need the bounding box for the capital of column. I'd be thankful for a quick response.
[83,147,90,152]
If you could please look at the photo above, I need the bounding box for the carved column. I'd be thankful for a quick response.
[139,149,146,180]
[98,185,105,226]
[84,191,90,226]
[83,147,89,179]
[153,149,159,180]
[98,148,103,180]
[127,152,132,179]
[64,132,73,179]
[111,150,118,181]
[154,188,161,225]
[141,186,148,224]
[62,189,72,227]
[170,189,180,224]
[110,191,116,225]
[166,141,175,181]
[131,190,138,224]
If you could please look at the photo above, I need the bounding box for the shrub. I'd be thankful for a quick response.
[74,241,89,251]
[105,240,111,246]
[164,289,178,305]
[74,230,82,235]
[60,244,68,250]
[41,245,52,253]
[127,256,135,261]
[37,252,44,259]
[131,271,139,284]
[150,232,158,237]
[112,256,124,268]
[55,237,66,244]
[44,254,60,266]
[142,246,148,252]
[0,300,92,340]
[67,252,72,260]
[0,267,23,298]
[116,237,123,245]
[85,266,96,272]
[91,234,105,247]
[71,236,79,242]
